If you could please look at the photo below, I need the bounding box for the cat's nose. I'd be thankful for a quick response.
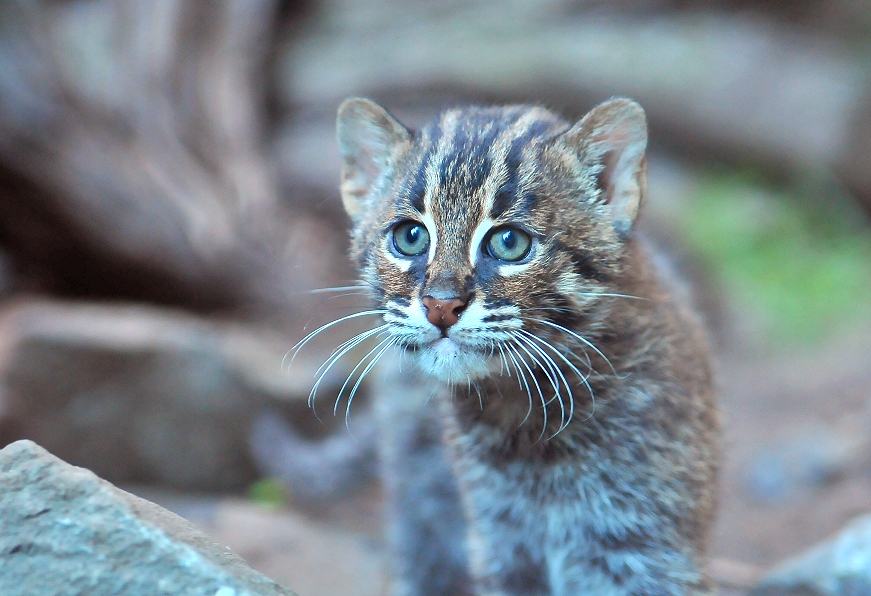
[422,296,467,329]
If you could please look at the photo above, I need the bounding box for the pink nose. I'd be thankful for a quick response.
[422,296,467,329]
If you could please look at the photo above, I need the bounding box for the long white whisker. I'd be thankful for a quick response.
[507,340,548,442]
[504,342,534,427]
[522,330,596,424]
[531,319,617,376]
[333,335,394,416]
[519,329,575,441]
[519,330,589,436]
[496,343,511,377]
[314,324,389,379]
[284,309,387,369]
[309,284,372,294]
[308,327,390,410]
[515,332,563,402]
[344,337,398,432]
[575,292,646,300]
[512,331,562,410]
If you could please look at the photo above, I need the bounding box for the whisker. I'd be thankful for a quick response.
[309,284,372,294]
[519,330,592,436]
[472,381,484,411]
[511,331,562,408]
[313,324,390,378]
[284,309,387,369]
[309,327,390,411]
[344,337,398,433]
[575,292,646,300]
[333,335,395,416]
[522,330,597,424]
[507,340,548,442]
[514,331,570,436]
[528,318,617,376]
[308,329,390,415]
[504,343,534,427]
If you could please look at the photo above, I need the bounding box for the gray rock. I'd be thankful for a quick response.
[744,426,862,503]
[0,439,298,596]
[0,301,337,491]
[751,513,871,596]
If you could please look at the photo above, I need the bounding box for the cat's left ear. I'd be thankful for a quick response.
[557,98,648,240]
[336,98,412,221]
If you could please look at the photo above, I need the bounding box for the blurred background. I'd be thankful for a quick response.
[1,1,870,594]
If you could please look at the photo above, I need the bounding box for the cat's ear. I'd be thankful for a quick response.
[336,98,412,221]
[557,98,648,240]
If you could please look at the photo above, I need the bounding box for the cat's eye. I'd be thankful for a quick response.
[485,226,532,262]
[392,221,430,256]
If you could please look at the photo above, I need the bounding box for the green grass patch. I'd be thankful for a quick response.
[679,173,871,344]
[247,477,288,509]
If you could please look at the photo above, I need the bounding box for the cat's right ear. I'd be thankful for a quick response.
[336,98,412,221]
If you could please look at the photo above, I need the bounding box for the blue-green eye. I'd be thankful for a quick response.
[393,221,430,256]
[486,227,532,262]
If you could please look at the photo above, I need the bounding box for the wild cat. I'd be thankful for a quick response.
[296,97,720,596]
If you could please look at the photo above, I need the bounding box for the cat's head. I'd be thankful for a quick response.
[336,98,648,383]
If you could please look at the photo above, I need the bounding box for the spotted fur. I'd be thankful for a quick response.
[333,98,720,596]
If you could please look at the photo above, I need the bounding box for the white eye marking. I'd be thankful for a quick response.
[469,218,494,267]
[419,210,439,263]
[383,236,412,271]
[497,261,533,277]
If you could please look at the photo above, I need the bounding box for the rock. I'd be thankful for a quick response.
[249,409,379,505]
[751,513,871,596]
[0,300,347,491]
[280,3,871,210]
[194,497,387,596]
[744,425,865,503]
[0,439,298,596]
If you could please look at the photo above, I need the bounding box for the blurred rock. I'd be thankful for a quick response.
[751,513,871,596]
[0,299,343,491]
[193,497,387,596]
[249,408,378,505]
[280,2,871,210]
[0,0,338,314]
[744,425,866,503]
[0,439,298,596]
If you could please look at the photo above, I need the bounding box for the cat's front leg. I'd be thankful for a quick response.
[375,374,473,596]
[468,519,713,596]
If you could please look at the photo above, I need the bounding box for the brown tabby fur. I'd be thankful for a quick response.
[326,97,720,596]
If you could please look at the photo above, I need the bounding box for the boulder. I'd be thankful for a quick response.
[0,300,346,491]
[0,439,298,596]
[751,513,871,596]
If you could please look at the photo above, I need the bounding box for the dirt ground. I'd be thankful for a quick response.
[136,316,871,596]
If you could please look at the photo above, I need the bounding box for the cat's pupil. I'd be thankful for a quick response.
[500,230,517,250]
[406,226,422,244]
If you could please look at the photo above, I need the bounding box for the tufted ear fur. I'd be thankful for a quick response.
[556,98,648,240]
[336,98,412,221]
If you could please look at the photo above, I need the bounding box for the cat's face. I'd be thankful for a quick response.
[336,99,647,383]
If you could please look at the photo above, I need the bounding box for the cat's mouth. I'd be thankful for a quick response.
[414,336,494,382]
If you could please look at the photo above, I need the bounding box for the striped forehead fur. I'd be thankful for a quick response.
[417,106,567,225]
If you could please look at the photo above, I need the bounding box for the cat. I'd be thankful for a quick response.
[303,96,720,596]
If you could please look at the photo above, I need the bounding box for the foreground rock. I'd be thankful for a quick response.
[751,513,871,596]
[0,300,354,492]
[0,440,298,596]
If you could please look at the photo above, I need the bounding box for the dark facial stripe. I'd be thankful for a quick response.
[481,313,514,323]
[403,125,444,212]
[490,119,555,219]
[552,240,609,283]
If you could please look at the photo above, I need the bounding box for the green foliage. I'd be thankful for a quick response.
[680,173,871,343]
[247,477,288,509]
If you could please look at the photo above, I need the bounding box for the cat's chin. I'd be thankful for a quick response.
[415,338,492,383]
